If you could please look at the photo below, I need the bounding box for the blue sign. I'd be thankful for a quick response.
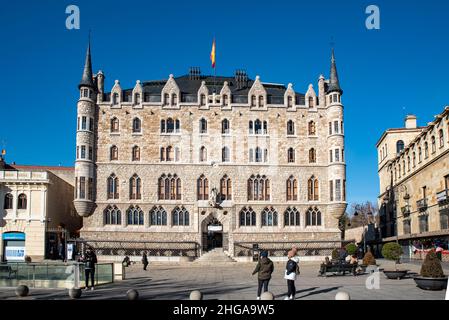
[2,232,26,240]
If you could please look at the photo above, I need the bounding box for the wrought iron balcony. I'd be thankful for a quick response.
[416,198,428,212]
[436,190,448,205]
[401,205,411,217]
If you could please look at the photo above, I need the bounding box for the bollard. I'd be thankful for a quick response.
[69,287,82,299]
[15,285,29,297]
[446,277,449,300]
[260,291,275,300]
[189,290,203,300]
[127,289,139,300]
[335,291,350,300]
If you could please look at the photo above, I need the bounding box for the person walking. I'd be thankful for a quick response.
[252,250,274,300]
[82,247,97,291]
[284,250,300,300]
[142,251,149,271]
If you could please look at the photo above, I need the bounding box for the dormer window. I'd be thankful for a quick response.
[287,96,293,108]
[200,94,206,106]
[223,94,229,106]
[112,93,119,105]
[164,93,169,106]
[134,93,141,104]
[309,96,314,108]
[258,96,264,107]
[251,95,256,107]
[172,94,178,105]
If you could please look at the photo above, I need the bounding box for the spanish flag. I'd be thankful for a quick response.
[210,38,216,69]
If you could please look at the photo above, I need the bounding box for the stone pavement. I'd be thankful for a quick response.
[0,259,447,300]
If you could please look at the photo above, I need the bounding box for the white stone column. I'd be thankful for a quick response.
[13,189,18,219]
[41,188,47,223]
[26,189,31,220]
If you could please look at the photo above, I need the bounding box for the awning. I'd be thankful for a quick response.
[2,232,26,240]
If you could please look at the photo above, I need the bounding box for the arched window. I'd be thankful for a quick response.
[197,175,209,200]
[239,207,256,226]
[107,174,119,199]
[127,206,144,225]
[308,96,314,108]
[249,120,254,134]
[222,119,230,134]
[149,206,167,226]
[18,193,27,210]
[172,206,189,226]
[287,120,295,135]
[247,174,270,201]
[308,121,316,135]
[4,193,13,209]
[222,147,230,162]
[112,93,119,105]
[412,152,416,167]
[200,94,206,106]
[439,129,444,148]
[396,140,405,154]
[132,118,141,133]
[111,117,119,133]
[286,176,298,201]
[164,93,169,106]
[223,94,229,106]
[171,93,178,105]
[199,146,207,162]
[132,146,140,161]
[424,142,429,158]
[402,160,405,174]
[104,205,121,225]
[431,136,436,153]
[258,95,264,107]
[251,95,256,107]
[166,118,175,133]
[288,148,295,163]
[261,206,278,226]
[166,146,173,161]
[306,207,322,226]
[200,118,207,134]
[309,148,316,163]
[418,147,422,162]
[407,156,411,171]
[284,207,300,226]
[158,174,181,200]
[307,176,319,201]
[220,175,232,200]
[160,119,166,133]
[255,147,263,162]
[287,96,293,108]
[110,145,118,160]
[129,174,141,200]
[134,93,140,104]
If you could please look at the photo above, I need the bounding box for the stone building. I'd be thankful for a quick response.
[0,159,82,261]
[377,108,449,260]
[73,43,347,260]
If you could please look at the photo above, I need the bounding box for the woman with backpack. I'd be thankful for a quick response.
[284,250,300,300]
[252,250,274,300]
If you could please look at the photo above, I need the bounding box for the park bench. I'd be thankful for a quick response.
[0,265,18,279]
[319,262,358,277]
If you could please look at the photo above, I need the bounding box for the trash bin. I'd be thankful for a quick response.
[252,244,259,262]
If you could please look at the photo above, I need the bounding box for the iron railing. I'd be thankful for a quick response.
[437,190,448,205]
[416,198,428,212]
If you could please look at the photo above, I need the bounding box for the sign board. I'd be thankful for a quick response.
[5,246,26,261]
[207,225,223,232]
[2,232,26,240]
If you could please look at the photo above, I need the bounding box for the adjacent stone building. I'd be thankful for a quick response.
[377,108,449,260]
[0,159,82,261]
[73,43,347,260]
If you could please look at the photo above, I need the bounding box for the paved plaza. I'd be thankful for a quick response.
[0,259,447,300]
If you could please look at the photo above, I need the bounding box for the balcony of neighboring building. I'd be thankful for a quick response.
[436,189,449,206]
[416,198,428,212]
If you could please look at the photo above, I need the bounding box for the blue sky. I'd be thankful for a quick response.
[1,0,448,207]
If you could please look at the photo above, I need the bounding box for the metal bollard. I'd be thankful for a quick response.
[260,291,275,300]
[189,290,203,300]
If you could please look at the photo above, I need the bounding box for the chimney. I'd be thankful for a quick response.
[234,69,248,89]
[405,115,417,129]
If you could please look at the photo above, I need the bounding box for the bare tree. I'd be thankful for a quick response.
[346,201,379,229]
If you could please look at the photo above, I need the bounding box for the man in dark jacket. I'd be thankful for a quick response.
[82,247,98,290]
[252,251,274,300]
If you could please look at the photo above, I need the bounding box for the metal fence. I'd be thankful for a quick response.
[234,240,351,257]
[70,239,201,258]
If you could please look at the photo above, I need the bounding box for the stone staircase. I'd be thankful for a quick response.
[193,248,237,264]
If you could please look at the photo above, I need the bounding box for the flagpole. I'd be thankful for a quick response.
[213,37,216,94]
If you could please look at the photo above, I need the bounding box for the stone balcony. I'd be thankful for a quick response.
[436,190,448,205]
[416,198,428,212]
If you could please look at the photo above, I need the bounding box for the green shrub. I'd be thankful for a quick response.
[420,249,445,278]
[331,248,339,260]
[362,251,376,266]
[345,243,357,256]
[381,242,403,269]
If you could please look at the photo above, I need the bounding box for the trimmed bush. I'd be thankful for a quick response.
[345,243,357,256]
[331,248,339,260]
[362,251,377,266]
[420,249,445,278]
[381,242,403,269]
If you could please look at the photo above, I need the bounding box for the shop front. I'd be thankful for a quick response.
[2,232,26,262]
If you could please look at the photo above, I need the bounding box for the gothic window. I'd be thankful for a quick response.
[439,129,444,148]
[286,176,298,201]
[197,175,209,200]
[172,206,189,226]
[134,93,141,104]
[287,120,295,135]
[329,150,333,163]
[129,174,141,200]
[222,147,230,162]
[158,174,181,200]
[306,207,322,226]
[127,206,144,225]
[308,96,314,108]
[288,148,295,163]
[261,206,278,226]
[308,121,316,135]
[307,176,319,201]
[396,140,405,154]
[251,95,256,107]
[111,117,119,133]
[150,206,167,226]
[171,93,178,105]
[81,146,86,159]
[222,119,230,134]
[247,174,270,201]
[110,145,118,161]
[199,146,207,162]
[4,193,13,209]
[284,207,300,226]
[132,118,141,133]
[220,175,232,200]
[258,96,264,107]
[223,94,229,106]
[104,205,121,225]
[132,146,140,161]
[418,147,422,163]
[113,93,119,105]
[335,179,341,201]
[309,148,316,163]
[424,142,429,158]
[407,156,411,171]
[200,118,208,134]
[431,136,436,153]
[164,93,169,106]
[200,94,206,106]
[287,96,293,108]
[18,194,27,210]
[167,118,175,133]
[81,116,87,130]
[239,207,256,226]
[107,174,119,199]
[334,121,339,134]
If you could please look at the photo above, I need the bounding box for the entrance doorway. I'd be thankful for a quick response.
[206,232,223,250]
[202,217,224,251]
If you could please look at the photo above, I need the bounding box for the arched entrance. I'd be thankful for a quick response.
[201,215,224,251]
